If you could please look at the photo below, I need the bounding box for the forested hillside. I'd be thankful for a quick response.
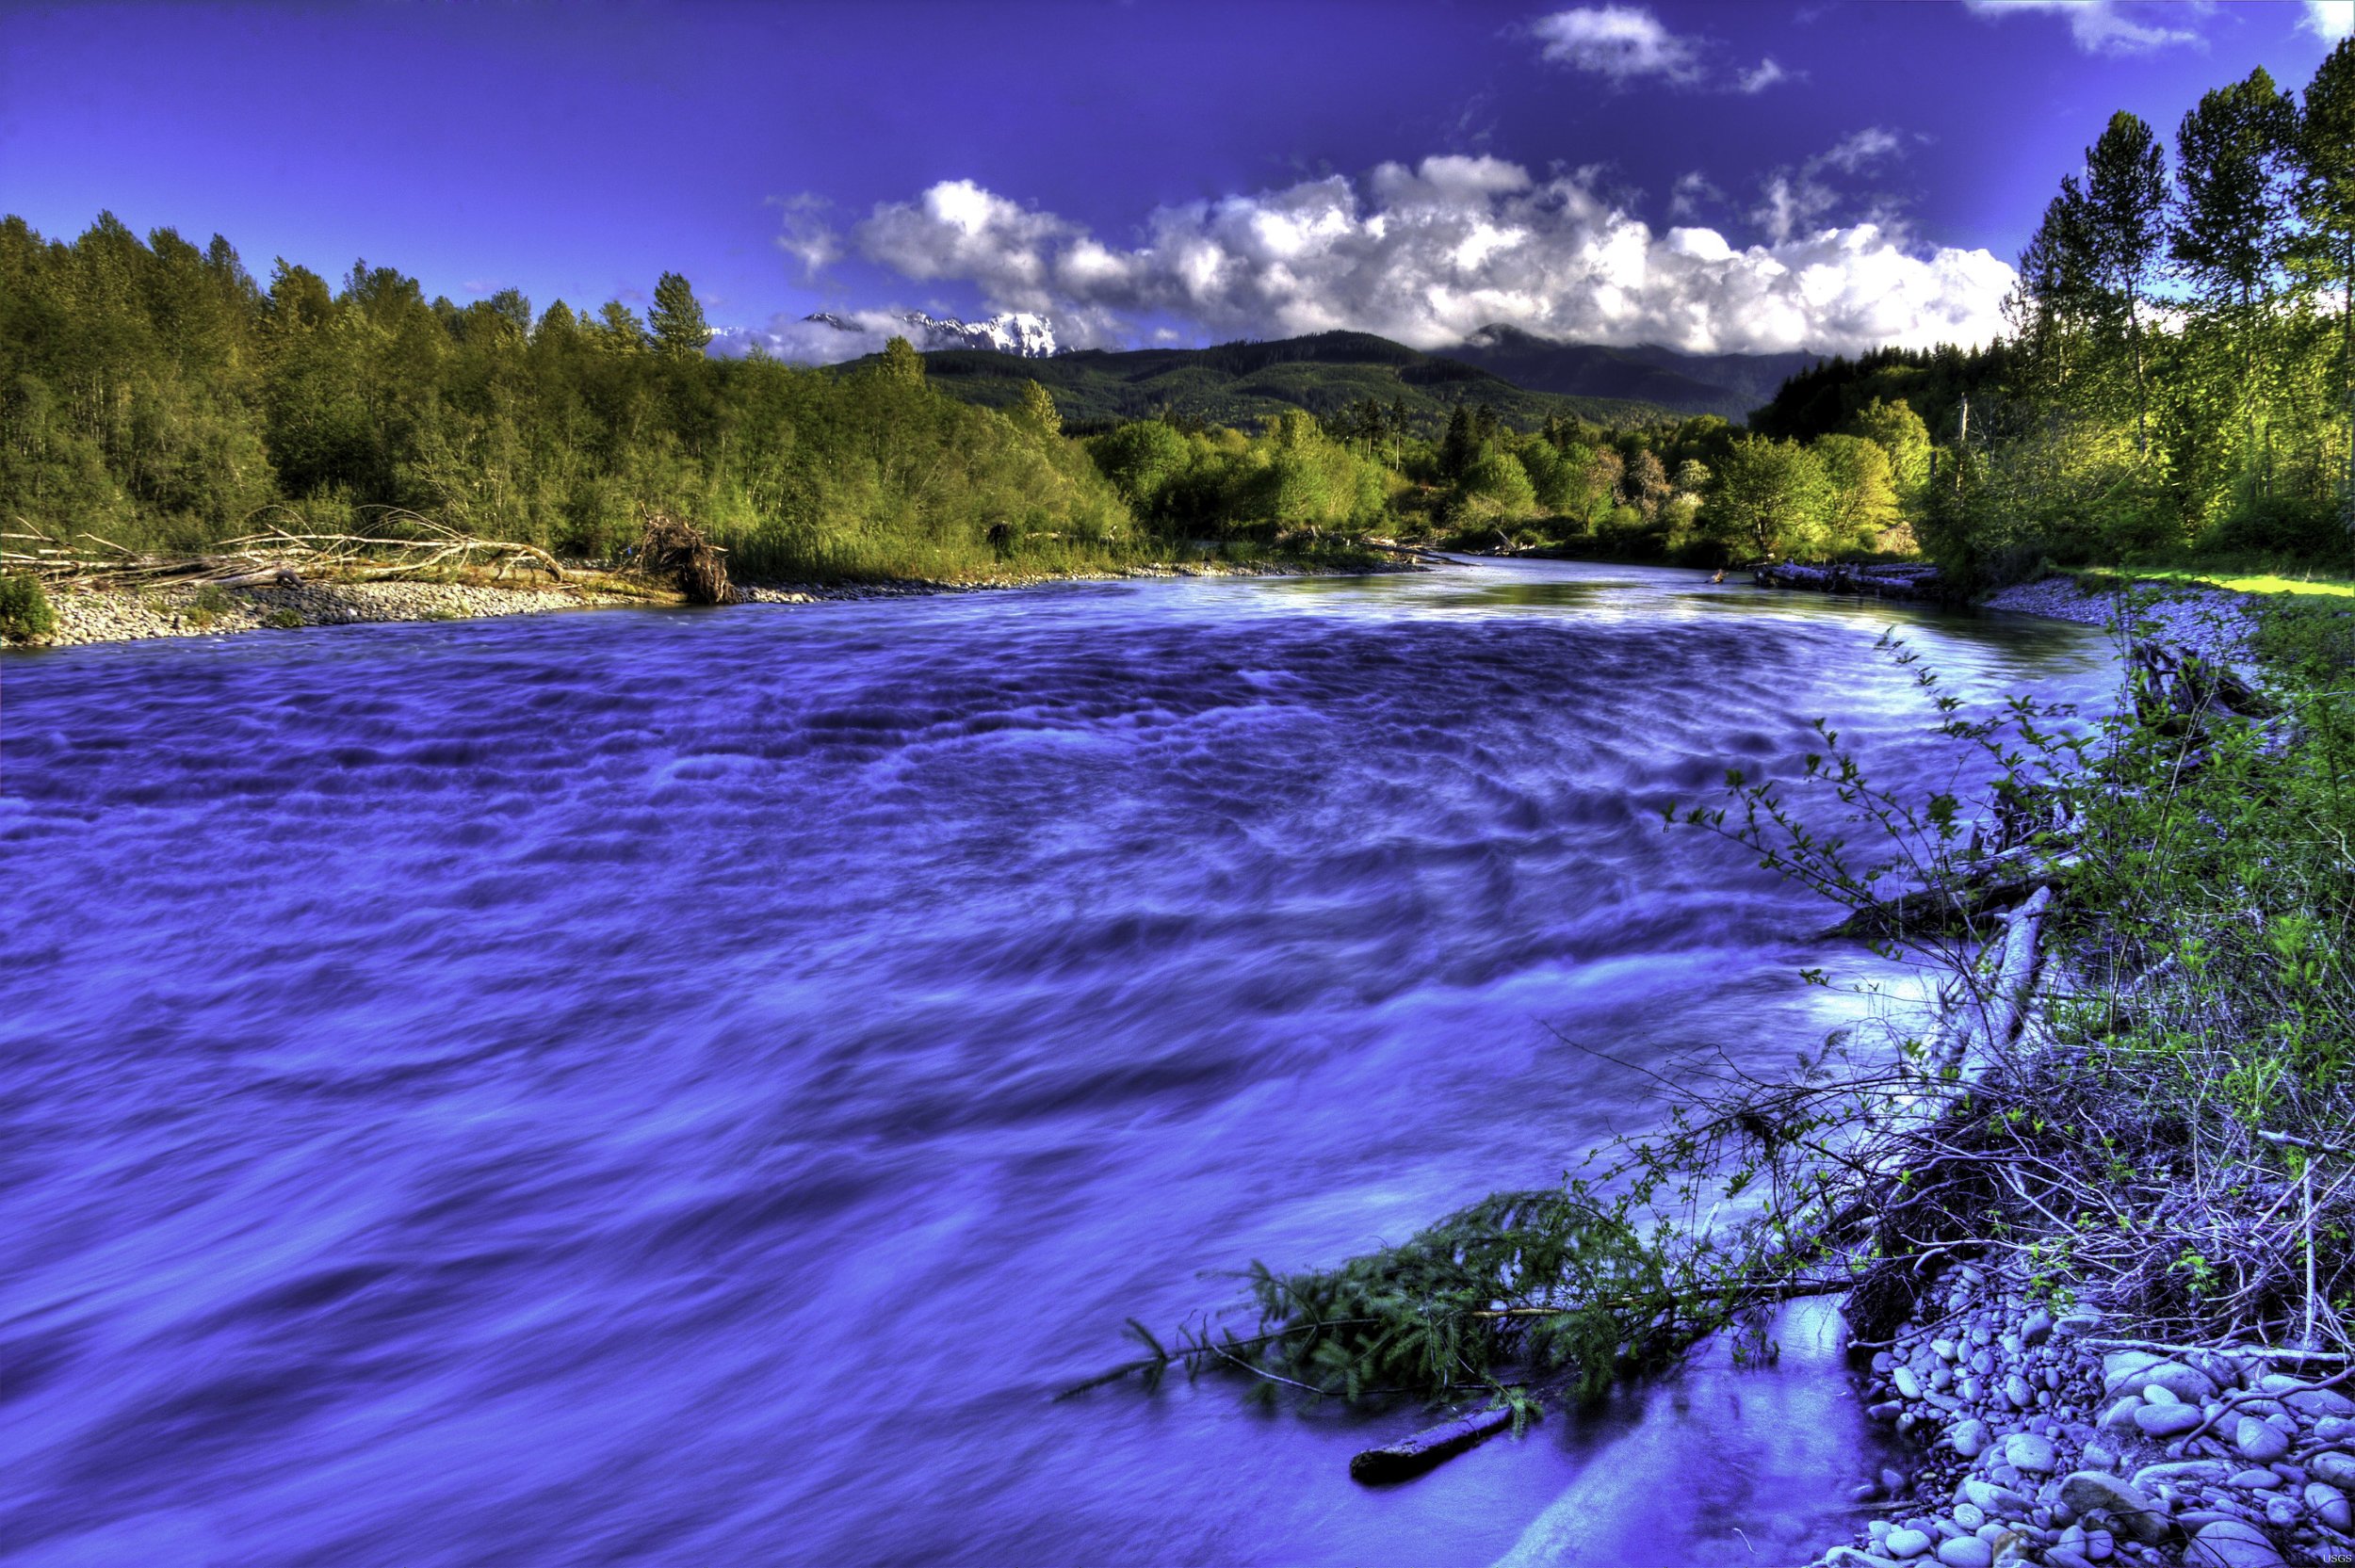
[881,330,1672,432]
[0,218,1136,581]
[1434,325,1816,421]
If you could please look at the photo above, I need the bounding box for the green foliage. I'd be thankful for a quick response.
[1240,1188,1679,1405]
[647,271,708,360]
[1909,51,2355,578]
[1702,435,1832,561]
[1848,397,1932,496]
[0,216,1151,584]
[0,571,56,641]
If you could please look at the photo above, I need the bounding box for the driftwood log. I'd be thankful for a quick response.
[1348,1406,1519,1484]
[1753,562,1947,600]
[2,509,568,586]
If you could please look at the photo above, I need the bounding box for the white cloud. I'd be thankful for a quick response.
[2306,1,2355,39]
[1961,1,2205,56]
[1530,6,1795,92]
[1818,127,1905,175]
[771,195,843,279]
[1751,128,1910,244]
[809,156,2014,357]
[1531,6,1702,84]
[1668,170,1726,219]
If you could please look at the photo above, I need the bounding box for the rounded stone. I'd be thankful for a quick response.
[2183,1518,2285,1568]
[1884,1527,1933,1559]
[2306,1480,2354,1530]
[2309,1449,2355,1490]
[2058,1471,2170,1544]
[2236,1417,2291,1463]
[1950,1418,1990,1458]
[2005,1431,2058,1474]
[1936,1538,1993,1568]
[2136,1402,2204,1438]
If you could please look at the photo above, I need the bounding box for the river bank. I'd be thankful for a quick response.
[1789,579,2355,1568]
[9,556,1409,650]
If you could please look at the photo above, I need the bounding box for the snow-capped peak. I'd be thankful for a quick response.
[801,309,1061,358]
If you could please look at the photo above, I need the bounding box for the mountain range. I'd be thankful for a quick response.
[899,331,1669,432]
[1432,325,1817,422]
[816,317,1814,429]
[803,314,1811,423]
[804,309,1060,357]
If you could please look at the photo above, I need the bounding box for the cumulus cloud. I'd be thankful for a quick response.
[1530,6,1794,93]
[1961,0,2206,56]
[1531,6,1701,84]
[2307,0,2355,39]
[803,155,2013,357]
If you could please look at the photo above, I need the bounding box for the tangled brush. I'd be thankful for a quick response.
[631,512,736,604]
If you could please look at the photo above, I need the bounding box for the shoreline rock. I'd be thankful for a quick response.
[1980,576,2259,672]
[1815,1263,2347,1566]
[8,556,1415,652]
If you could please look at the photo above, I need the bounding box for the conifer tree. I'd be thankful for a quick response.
[2082,113,2167,457]
[647,271,708,359]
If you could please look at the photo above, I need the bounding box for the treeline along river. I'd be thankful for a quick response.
[0,560,2113,1566]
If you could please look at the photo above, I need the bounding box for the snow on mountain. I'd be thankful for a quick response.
[804,309,1060,358]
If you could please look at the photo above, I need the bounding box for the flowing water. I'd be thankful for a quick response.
[0,559,2113,1566]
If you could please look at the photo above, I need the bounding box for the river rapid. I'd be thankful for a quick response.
[0,558,2113,1566]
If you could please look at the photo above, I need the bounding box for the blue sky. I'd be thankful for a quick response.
[3,1,2350,356]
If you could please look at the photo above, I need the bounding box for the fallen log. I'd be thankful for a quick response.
[1831,875,2043,940]
[1348,1405,1519,1484]
[1753,562,1948,601]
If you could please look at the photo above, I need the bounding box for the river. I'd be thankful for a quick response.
[0,558,2113,1566]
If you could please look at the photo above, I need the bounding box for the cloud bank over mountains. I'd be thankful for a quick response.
[760,154,2015,364]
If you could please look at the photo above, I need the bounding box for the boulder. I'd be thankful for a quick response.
[2309,1450,2355,1491]
[2135,1402,2204,1438]
[2103,1353,2217,1403]
[2003,1431,2058,1474]
[2234,1416,2291,1463]
[1935,1537,1993,1568]
[2100,1397,2145,1433]
[2057,1471,2168,1544]
[2135,1460,2236,1491]
[2182,1518,2284,1567]
[1883,1526,1933,1559]
[1958,1478,2033,1519]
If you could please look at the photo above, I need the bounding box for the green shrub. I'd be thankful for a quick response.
[0,573,57,642]
[263,607,305,629]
